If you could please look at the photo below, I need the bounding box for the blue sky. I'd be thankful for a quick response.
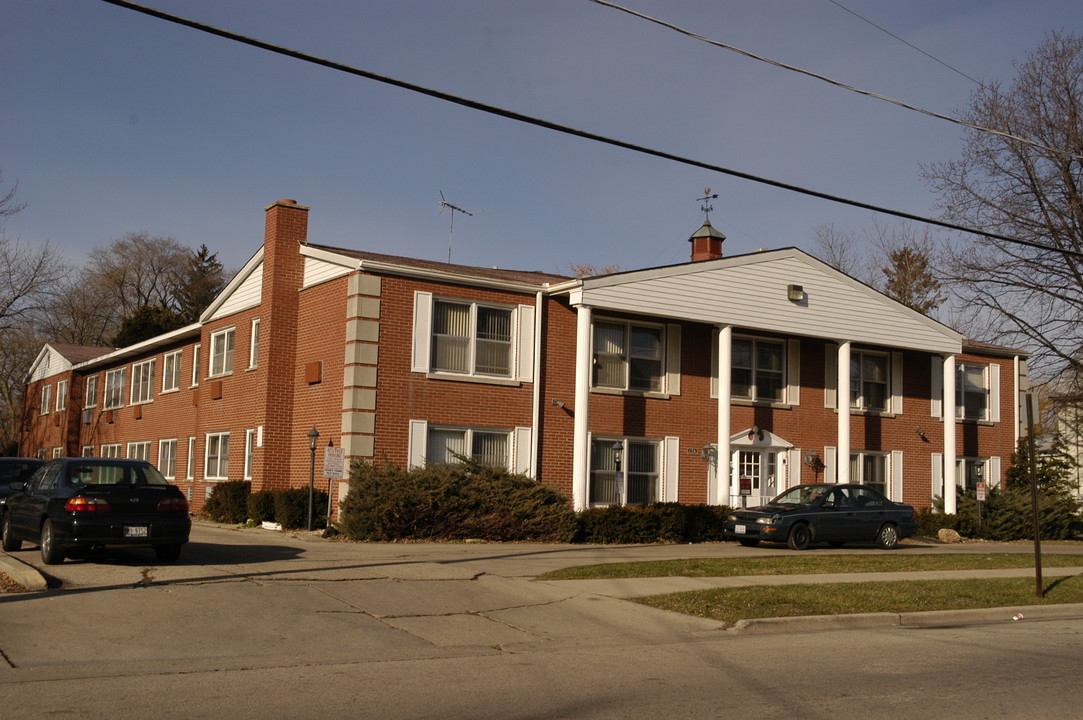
[3,0,1081,276]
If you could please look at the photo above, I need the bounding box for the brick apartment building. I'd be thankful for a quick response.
[20,199,1027,516]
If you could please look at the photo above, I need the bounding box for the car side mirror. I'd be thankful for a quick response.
[8,480,25,492]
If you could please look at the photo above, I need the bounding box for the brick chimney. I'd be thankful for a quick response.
[689,220,725,262]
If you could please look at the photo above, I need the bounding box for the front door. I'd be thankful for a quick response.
[737,449,780,505]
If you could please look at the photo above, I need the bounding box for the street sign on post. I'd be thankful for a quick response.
[976,482,986,502]
[323,446,345,479]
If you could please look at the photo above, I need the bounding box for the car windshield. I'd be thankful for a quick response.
[67,463,169,486]
[770,485,828,507]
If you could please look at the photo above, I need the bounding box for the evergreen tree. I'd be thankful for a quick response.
[174,244,227,323]
[1004,433,1077,496]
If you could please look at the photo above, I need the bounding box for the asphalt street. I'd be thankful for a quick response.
[2,523,1082,718]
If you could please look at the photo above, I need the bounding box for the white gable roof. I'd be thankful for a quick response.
[26,345,76,383]
[566,248,962,354]
[202,248,264,322]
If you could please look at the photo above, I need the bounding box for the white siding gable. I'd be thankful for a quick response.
[27,346,74,382]
[303,256,353,288]
[208,262,262,320]
[575,250,962,354]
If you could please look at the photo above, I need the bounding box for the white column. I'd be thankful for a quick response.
[717,325,733,505]
[836,340,851,484]
[571,305,592,511]
[943,354,957,514]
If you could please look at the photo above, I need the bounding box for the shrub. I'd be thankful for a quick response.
[914,506,957,537]
[574,503,730,544]
[202,480,251,524]
[339,460,577,542]
[247,490,277,524]
[274,487,328,530]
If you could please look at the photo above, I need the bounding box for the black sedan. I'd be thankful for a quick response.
[723,483,918,550]
[0,457,43,507]
[1,457,191,564]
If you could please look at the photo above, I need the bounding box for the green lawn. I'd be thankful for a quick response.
[537,554,1083,627]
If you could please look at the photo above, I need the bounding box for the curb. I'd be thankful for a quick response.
[727,602,1083,634]
[0,552,49,592]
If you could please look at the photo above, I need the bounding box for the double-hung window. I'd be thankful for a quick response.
[104,368,126,410]
[851,351,889,411]
[593,320,664,392]
[191,344,201,386]
[159,438,177,479]
[40,384,52,415]
[127,441,151,461]
[732,338,785,402]
[249,318,260,369]
[85,375,99,408]
[205,431,230,480]
[427,426,510,468]
[850,452,889,496]
[589,438,660,506]
[431,300,513,377]
[56,379,68,411]
[957,364,990,420]
[130,359,155,404]
[210,328,235,377]
[162,350,182,392]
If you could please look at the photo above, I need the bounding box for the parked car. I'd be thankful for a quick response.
[723,483,917,550]
[1,457,190,564]
[0,458,44,507]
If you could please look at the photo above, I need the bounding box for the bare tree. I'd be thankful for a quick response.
[922,31,1083,370]
[87,232,189,320]
[812,223,875,283]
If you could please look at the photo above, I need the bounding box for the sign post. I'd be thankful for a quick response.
[1023,392,1043,599]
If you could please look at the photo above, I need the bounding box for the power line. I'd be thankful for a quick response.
[827,0,982,85]
[587,0,1081,162]
[97,0,1083,260]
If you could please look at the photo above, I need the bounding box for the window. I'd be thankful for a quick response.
[210,328,235,377]
[40,384,52,415]
[186,436,196,480]
[191,344,201,386]
[431,300,513,377]
[732,338,784,402]
[130,359,156,404]
[427,427,510,468]
[81,446,94,457]
[104,368,126,410]
[589,438,660,506]
[56,379,68,411]
[159,438,177,479]
[162,350,182,392]
[127,441,151,461]
[593,320,664,392]
[205,431,230,480]
[851,351,889,411]
[249,318,260,369]
[850,452,889,496]
[957,364,990,420]
[958,458,989,492]
[52,447,62,459]
[85,375,99,408]
[100,443,122,458]
[244,428,256,479]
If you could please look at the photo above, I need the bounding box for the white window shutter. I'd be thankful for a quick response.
[891,352,904,415]
[411,291,433,373]
[517,305,535,383]
[931,452,943,501]
[663,436,680,502]
[514,427,532,476]
[930,356,944,418]
[824,446,837,483]
[787,339,801,406]
[891,450,903,502]
[666,324,681,396]
[989,364,1001,422]
[990,456,1002,488]
[408,419,428,468]
[824,344,837,409]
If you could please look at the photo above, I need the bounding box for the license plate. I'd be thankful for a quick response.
[734,524,746,535]
[124,525,149,538]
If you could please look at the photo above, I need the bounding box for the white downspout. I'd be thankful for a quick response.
[529,291,543,479]
[571,305,592,511]
[837,340,852,484]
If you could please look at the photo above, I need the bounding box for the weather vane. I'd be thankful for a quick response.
[697,188,719,223]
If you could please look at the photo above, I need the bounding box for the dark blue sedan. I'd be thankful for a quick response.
[2,457,191,564]
[723,483,918,550]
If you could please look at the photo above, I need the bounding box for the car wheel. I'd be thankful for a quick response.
[875,523,900,550]
[153,544,182,563]
[1,513,22,552]
[737,538,760,547]
[787,523,812,551]
[39,521,65,565]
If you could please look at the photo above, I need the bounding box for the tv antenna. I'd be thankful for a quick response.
[438,190,473,263]
[698,188,719,223]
